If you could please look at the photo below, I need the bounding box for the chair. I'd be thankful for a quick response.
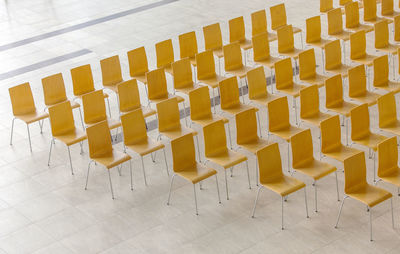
[320,0,334,13]
[381,0,400,19]
[350,30,377,67]
[327,8,352,42]
[121,109,168,186]
[127,46,149,84]
[270,3,303,47]
[300,85,331,127]
[9,82,48,152]
[229,16,252,64]
[394,15,400,43]
[251,32,280,81]
[348,64,381,105]
[236,108,270,185]
[100,55,124,93]
[167,133,221,215]
[335,152,393,242]
[251,143,309,230]
[363,0,392,25]
[155,39,174,75]
[203,23,224,72]
[178,31,198,67]
[374,20,399,57]
[251,9,277,41]
[306,16,332,50]
[320,115,362,163]
[298,48,328,87]
[373,55,400,93]
[324,39,351,77]
[377,92,400,136]
[344,1,374,33]
[117,79,156,118]
[203,120,250,200]
[377,137,400,195]
[172,58,198,95]
[277,25,304,60]
[247,66,279,107]
[47,101,86,175]
[85,121,132,199]
[291,129,338,212]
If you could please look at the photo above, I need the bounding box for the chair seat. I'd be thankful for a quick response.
[374,80,400,94]
[352,133,387,150]
[132,73,147,84]
[276,82,306,97]
[293,159,337,180]
[238,39,253,50]
[225,65,254,79]
[261,174,306,197]
[346,24,374,34]
[351,53,377,66]
[161,126,197,140]
[15,110,49,124]
[380,168,400,187]
[300,73,328,87]
[221,104,258,116]
[329,31,351,41]
[349,91,381,106]
[273,25,302,34]
[206,149,247,169]
[238,137,270,154]
[74,92,109,101]
[121,106,156,118]
[255,55,280,69]
[376,43,400,55]
[212,48,224,58]
[267,32,277,42]
[381,11,400,19]
[199,74,225,88]
[192,115,229,127]
[323,145,361,162]
[270,125,304,142]
[125,137,165,156]
[70,100,81,109]
[176,84,201,95]
[364,17,393,25]
[150,94,185,104]
[160,65,173,76]
[176,163,217,184]
[103,81,122,93]
[189,57,197,67]
[347,184,392,207]
[86,118,121,130]
[326,101,358,116]
[307,38,332,49]
[250,93,281,107]
[326,64,351,77]
[278,47,303,59]
[301,111,332,126]
[93,150,131,169]
[54,128,87,146]
[380,120,400,136]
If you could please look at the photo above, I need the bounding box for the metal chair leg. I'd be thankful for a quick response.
[245,161,251,189]
[78,107,84,129]
[27,124,32,152]
[106,97,112,118]
[215,175,221,204]
[85,160,93,190]
[335,171,340,201]
[281,196,284,230]
[107,169,115,200]
[193,184,198,215]
[195,135,201,162]
[10,118,15,145]
[224,169,229,200]
[150,151,156,162]
[313,181,318,212]
[141,157,148,186]
[67,146,74,175]
[163,148,169,176]
[255,157,259,186]
[167,174,176,205]
[304,187,309,218]
[335,195,348,228]
[256,111,262,138]
[369,206,372,241]
[391,198,395,229]
[230,167,233,177]
[47,139,53,166]
[182,101,188,126]
[251,186,262,218]
[287,142,291,173]
[227,122,233,149]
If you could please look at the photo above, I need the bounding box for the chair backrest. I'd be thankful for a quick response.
[127,46,149,77]
[196,50,216,80]
[325,74,344,107]
[117,79,141,113]
[229,16,246,43]
[348,64,367,97]
[268,96,290,131]
[156,97,181,132]
[327,8,344,35]
[171,133,197,172]
[363,0,377,21]
[320,115,342,152]
[251,9,268,36]
[41,73,68,106]
[350,103,371,140]
[235,108,259,145]
[48,101,75,136]
[377,92,397,128]
[203,120,228,157]
[100,55,123,87]
[374,20,389,48]
[9,82,36,116]
[291,129,314,168]
[155,39,174,68]
[306,16,322,43]
[219,76,240,109]
[146,68,168,100]
[188,86,212,121]
[343,152,367,193]
[299,48,317,80]
[394,15,400,41]
[172,58,193,89]
[300,85,320,118]
[179,31,198,59]
[70,64,95,96]
[120,109,148,145]
[252,32,271,62]
[257,143,283,183]
[339,0,352,5]
[324,39,342,70]
[350,30,366,60]
[82,90,107,125]
[203,23,223,51]
[377,136,398,178]
[345,1,360,28]
[275,58,294,89]
[86,121,113,159]
[277,25,294,53]
[320,0,333,12]
[223,42,243,71]
[373,55,389,88]
[247,66,268,100]
[381,0,394,15]
[270,3,287,30]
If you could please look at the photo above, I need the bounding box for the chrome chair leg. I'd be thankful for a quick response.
[163,148,169,176]
[335,195,348,228]
[10,118,15,145]
[47,138,53,166]
[224,169,229,200]
[245,161,251,189]
[313,181,318,212]
[335,171,340,201]
[67,146,74,175]
[106,97,112,118]
[141,157,148,186]
[193,184,198,215]
[255,157,259,186]
[369,206,372,241]
[251,186,262,218]
[304,187,309,218]
[230,167,233,177]
[107,169,115,200]
[281,196,284,230]
[78,107,84,129]
[195,135,201,163]
[215,174,221,204]
[227,122,232,149]
[182,101,188,127]
[166,174,176,205]
[85,160,93,190]
[129,160,133,191]
[27,124,32,152]
[256,111,262,138]
[391,198,395,229]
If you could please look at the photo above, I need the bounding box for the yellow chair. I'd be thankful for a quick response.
[155,39,174,75]
[374,20,399,59]
[300,85,331,127]
[85,121,132,199]
[178,31,198,67]
[277,25,304,60]
[127,46,149,85]
[252,32,280,80]
[47,101,86,175]
[117,79,156,118]
[350,30,377,67]
[373,55,400,93]
[394,15,400,43]
[339,0,353,6]
[299,48,328,87]
[306,16,332,50]
[202,23,224,72]
[172,58,199,95]
[251,9,277,41]
[251,143,309,230]
[167,133,221,215]
[291,129,338,212]
[247,66,279,107]
[100,55,124,93]
[121,109,168,186]
[335,152,393,242]
[320,0,334,13]
[203,120,250,200]
[363,0,392,25]
[9,82,48,152]
[320,115,362,163]
[327,8,352,42]
[270,3,303,47]
[381,0,400,19]
[324,39,351,77]
[377,92,400,135]
[344,1,374,33]
[229,16,252,54]
[377,137,400,195]
[236,108,270,185]
[348,64,381,105]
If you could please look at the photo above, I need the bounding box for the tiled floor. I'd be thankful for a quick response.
[1,0,400,253]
